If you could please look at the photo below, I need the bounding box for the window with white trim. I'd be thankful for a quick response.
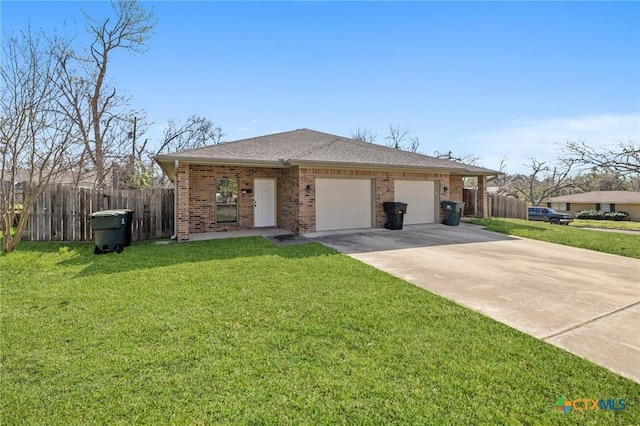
[215,178,238,223]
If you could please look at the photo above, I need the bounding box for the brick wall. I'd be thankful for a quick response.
[299,167,450,233]
[177,163,489,239]
[176,163,190,241]
[449,176,464,201]
[277,168,300,232]
[477,175,488,218]
[186,165,292,235]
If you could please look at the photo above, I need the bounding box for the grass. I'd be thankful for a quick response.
[472,218,640,259]
[2,238,639,425]
[570,219,640,231]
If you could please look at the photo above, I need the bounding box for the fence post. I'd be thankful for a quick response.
[24,185,174,242]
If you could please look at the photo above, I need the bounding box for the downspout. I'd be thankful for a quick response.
[171,159,179,240]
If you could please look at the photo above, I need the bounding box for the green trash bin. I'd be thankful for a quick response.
[441,200,464,226]
[90,209,134,254]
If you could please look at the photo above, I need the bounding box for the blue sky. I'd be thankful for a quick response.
[2,1,639,173]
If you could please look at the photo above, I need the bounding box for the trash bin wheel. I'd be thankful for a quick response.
[94,246,102,255]
[442,219,448,225]
[114,244,123,254]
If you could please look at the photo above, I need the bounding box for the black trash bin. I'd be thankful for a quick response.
[90,209,134,254]
[383,202,408,230]
[441,200,464,226]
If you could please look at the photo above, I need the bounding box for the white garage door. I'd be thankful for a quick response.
[394,180,436,224]
[316,178,372,231]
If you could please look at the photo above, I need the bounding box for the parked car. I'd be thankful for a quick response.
[528,206,573,225]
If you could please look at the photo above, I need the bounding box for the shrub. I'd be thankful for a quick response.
[575,210,629,221]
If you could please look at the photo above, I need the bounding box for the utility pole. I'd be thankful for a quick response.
[132,116,137,158]
[124,116,137,189]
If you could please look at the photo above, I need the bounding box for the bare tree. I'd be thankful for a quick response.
[433,150,483,187]
[408,136,420,154]
[125,115,225,188]
[572,171,631,192]
[385,124,411,150]
[1,30,76,252]
[506,157,576,205]
[488,154,513,194]
[53,0,156,188]
[561,139,639,177]
[433,150,481,165]
[155,115,225,155]
[351,127,377,143]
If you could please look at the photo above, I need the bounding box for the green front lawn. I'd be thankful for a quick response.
[472,218,640,259]
[2,238,638,425]
[570,219,640,231]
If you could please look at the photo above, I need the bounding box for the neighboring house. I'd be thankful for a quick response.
[2,168,106,189]
[154,129,498,241]
[546,191,640,221]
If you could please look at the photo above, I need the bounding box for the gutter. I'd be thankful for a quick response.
[171,159,178,240]
[154,156,289,171]
[289,159,499,175]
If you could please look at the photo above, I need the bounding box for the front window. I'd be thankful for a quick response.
[216,178,238,223]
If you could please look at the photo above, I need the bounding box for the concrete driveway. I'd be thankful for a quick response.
[307,223,640,383]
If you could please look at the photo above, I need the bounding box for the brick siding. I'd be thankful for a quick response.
[176,163,485,240]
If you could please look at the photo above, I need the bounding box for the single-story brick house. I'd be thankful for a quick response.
[154,129,498,241]
[546,191,640,221]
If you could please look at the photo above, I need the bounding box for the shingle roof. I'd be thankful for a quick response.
[548,191,640,204]
[155,128,497,180]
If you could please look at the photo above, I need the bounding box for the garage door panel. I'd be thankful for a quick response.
[394,180,435,224]
[316,178,372,231]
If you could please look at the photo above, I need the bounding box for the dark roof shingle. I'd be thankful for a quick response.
[155,128,497,179]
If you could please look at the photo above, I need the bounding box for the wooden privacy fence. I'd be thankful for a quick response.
[488,194,527,219]
[463,188,477,216]
[23,184,174,242]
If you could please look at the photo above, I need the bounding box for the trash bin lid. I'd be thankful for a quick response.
[90,209,132,217]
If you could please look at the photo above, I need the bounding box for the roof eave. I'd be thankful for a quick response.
[449,169,500,176]
[289,159,452,172]
[153,155,500,181]
[156,159,176,182]
[291,159,498,175]
[154,155,288,167]
[154,155,289,182]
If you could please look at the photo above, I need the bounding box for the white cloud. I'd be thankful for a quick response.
[462,113,640,174]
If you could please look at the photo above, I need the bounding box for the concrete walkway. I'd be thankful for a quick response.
[309,223,640,383]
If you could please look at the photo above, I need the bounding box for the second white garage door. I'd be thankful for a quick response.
[394,180,436,224]
[315,178,372,231]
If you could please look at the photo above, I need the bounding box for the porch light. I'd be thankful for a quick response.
[443,186,449,193]
[305,184,312,194]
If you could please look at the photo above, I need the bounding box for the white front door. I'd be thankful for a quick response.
[254,179,276,227]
